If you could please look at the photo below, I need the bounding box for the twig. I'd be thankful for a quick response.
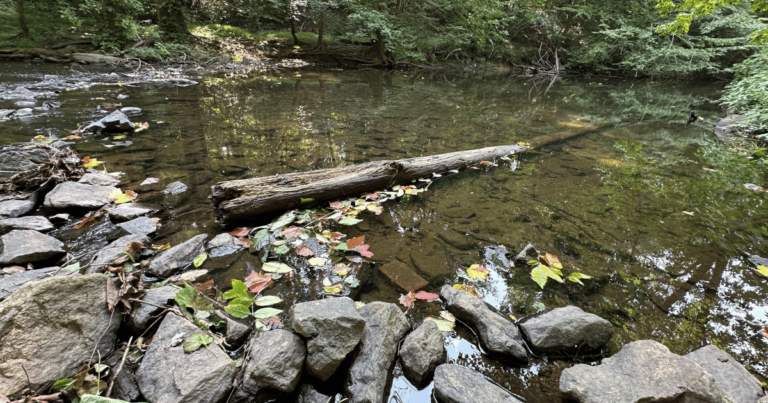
[21,365,31,388]
[105,336,133,398]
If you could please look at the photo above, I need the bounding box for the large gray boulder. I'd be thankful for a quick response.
[714,113,752,142]
[127,285,178,330]
[560,340,731,403]
[108,204,154,222]
[518,305,613,355]
[0,229,65,264]
[0,266,71,301]
[84,110,135,133]
[136,313,237,403]
[400,320,446,386]
[289,297,366,381]
[147,234,208,278]
[88,234,151,273]
[0,145,52,183]
[0,216,54,233]
[213,310,252,348]
[0,197,36,219]
[237,330,306,398]
[433,364,522,403]
[439,285,527,364]
[78,172,121,187]
[44,182,117,210]
[0,274,120,398]
[685,345,765,403]
[345,302,410,403]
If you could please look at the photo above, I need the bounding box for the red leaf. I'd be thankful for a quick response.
[193,279,214,291]
[329,201,344,209]
[480,160,491,166]
[399,290,416,308]
[367,193,379,200]
[260,316,283,328]
[73,216,96,229]
[296,245,315,257]
[229,227,249,237]
[356,244,374,258]
[327,232,345,239]
[414,291,439,300]
[280,226,304,239]
[346,235,366,250]
[232,237,252,247]
[246,272,273,294]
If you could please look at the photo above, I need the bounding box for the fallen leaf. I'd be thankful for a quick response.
[333,264,350,276]
[323,231,345,239]
[480,161,491,165]
[453,283,482,297]
[229,227,249,237]
[541,253,563,269]
[415,291,439,300]
[757,265,768,277]
[183,334,213,353]
[82,157,104,169]
[296,245,315,257]
[233,237,252,247]
[134,122,150,133]
[308,257,327,266]
[339,217,362,225]
[253,308,282,319]
[151,243,171,251]
[254,296,283,306]
[262,262,293,273]
[281,226,304,239]
[426,310,456,332]
[193,279,214,291]
[346,236,366,249]
[273,245,290,254]
[259,316,283,328]
[193,254,207,268]
[356,244,374,258]
[745,183,768,192]
[324,283,343,293]
[246,272,273,294]
[73,216,96,229]
[329,201,344,209]
[399,290,416,308]
[467,264,490,280]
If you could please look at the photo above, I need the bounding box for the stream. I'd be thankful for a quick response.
[2,62,767,402]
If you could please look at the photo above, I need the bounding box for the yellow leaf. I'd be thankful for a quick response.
[308,258,327,267]
[82,157,104,169]
[324,284,342,293]
[757,265,768,277]
[467,264,490,280]
[453,283,482,297]
[542,253,563,270]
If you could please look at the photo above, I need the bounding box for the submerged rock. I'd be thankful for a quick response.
[400,320,446,386]
[684,345,765,403]
[44,181,116,210]
[0,274,120,398]
[85,110,135,133]
[14,108,33,117]
[560,340,730,403]
[79,172,121,187]
[136,313,237,403]
[128,285,178,330]
[89,234,151,273]
[237,330,306,398]
[289,297,366,381]
[147,234,208,277]
[0,197,36,219]
[433,364,522,403]
[109,204,154,222]
[163,181,188,195]
[345,301,410,403]
[518,305,613,355]
[207,233,242,257]
[439,285,527,364]
[513,243,538,265]
[0,216,54,233]
[0,229,64,264]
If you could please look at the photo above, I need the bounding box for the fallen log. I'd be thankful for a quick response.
[211,124,608,222]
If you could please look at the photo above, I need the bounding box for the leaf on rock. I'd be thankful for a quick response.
[193,254,207,268]
[259,316,283,328]
[308,257,327,266]
[183,333,213,353]
[296,245,315,257]
[253,308,283,318]
[151,243,171,251]
[262,262,293,273]
[399,290,416,308]
[229,227,249,237]
[453,283,482,297]
[467,264,490,280]
[232,237,251,247]
[51,378,76,392]
[541,253,563,269]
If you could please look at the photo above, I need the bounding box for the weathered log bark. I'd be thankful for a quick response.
[210,124,607,222]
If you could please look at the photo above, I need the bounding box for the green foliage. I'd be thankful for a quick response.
[222,279,254,318]
[59,0,145,52]
[721,48,768,129]
[126,42,197,62]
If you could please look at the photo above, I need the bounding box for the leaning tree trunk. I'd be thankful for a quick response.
[316,14,325,50]
[156,0,192,42]
[16,0,29,39]
[368,31,387,64]
[210,124,608,222]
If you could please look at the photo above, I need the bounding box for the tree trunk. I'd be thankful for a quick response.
[16,0,29,39]
[316,14,325,50]
[156,0,192,42]
[368,31,386,63]
[290,19,300,46]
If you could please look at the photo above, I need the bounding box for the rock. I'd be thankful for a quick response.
[120,107,142,116]
[0,266,69,301]
[433,364,522,403]
[345,302,410,403]
[0,197,36,219]
[109,204,154,221]
[163,181,188,195]
[78,172,121,187]
[14,101,35,107]
[759,397,768,403]
[80,394,129,403]
[140,177,159,186]
[684,345,765,403]
[238,329,306,397]
[85,110,135,133]
[89,234,151,273]
[289,297,366,381]
[297,384,332,403]
[128,285,178,330]
[207,233,241,257]
[213,310,252,348]
[108,216,157,240]
[0,109,14,119]
[0,146,55,183]
[49,213,70,224]
[136,313,237,403]
[44,182,117,210]
[72,53,121,64]
[2,86,35,100]
[0,216,54,233]
[147,234,208,278]
[378,260,429,292]
[0,274,120,397]
[0,230,64,264]
[14,108,32,117]
[400,320,446,386]
[560,340,731,403]
[439,285,527,364]
[513,243,538,265]
[518,305,613,355]
[714,113,753,142]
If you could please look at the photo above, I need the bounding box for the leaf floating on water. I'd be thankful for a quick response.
[467,264,490,280]
[140,177,159,186]
[183,334,213,353]
[538,263,563,283]
[324,283,343,293]
[346,236,366,249]
[253,308,283,319]
[323,231,345,239]
[254,296,283,306]
[296,245,315,257]
[73,215,96,229]
[329,201,344,209]
[262,262,293,273]
[281,226,305,239]
[180,269,207,282]
[426,310,456,332]
[246,272,273,294]
[339,217,362,226]
[453,283,482,297]
[682,211,695,216]
[333,264,350,276]
[356,244,374,258]
[82,156,104,169]
[399,290,416,308]
[541,253,563,270]
[308,257,327,266]
[567,272,592,285]
[232,237,251,247]
[414,291,439,300]
[531,265,549,289]
[756,265,768,278]
[744,183,768,192]
[273,245,290,254]
[134,122,150,133]
[193,254,207,268]
[109,189,136,204]
[345,276,360,288]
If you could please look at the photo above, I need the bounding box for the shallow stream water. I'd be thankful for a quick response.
[2,62,767,402]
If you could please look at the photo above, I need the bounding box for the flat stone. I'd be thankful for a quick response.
[345,301,410,403]
[0,216,54,233]
[49,213,70,224]
[147,234,208,278]
[14,108,32,117]
[0,230,64,265]
[0,274,120,398]
[560,340,731,403]
[518,305,613,355]
[85,110,135,133]
[109,216,157,240]
[289,297,366,381]
[0,266,69,301]
[714,114,750,142]
[0,198,36,219]
[400,320,446,386]
[207,233,242,257]
[440,285,528,364]
[109,205,154,222]
[128,285,178,330]
[78,172,121,187]
[379,260,429,292]
[44,182,116,210]
[0,146,54,183]
[136,313,237,403]
[238,330,306,396]
[213,310,252,348]
[684,345,764,403]
[410,239,451,280]
[163,181,188,195]
[89,234,151,273]
[433,364,522,403]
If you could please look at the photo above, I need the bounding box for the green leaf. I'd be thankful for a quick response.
[225,302,251,319]
[273,245,290,255]
[250,229,270,253]
[174,283,197,318]
[183,333,213,353]
[254,295,283,306]
[193,254,207,268]
[222,279,249,300]
[757,265,768,277]
[270,213,296,231]
[531,265,548,289]
[253,308,283,318]
[262,262,293,273]
[334,243,349,251]
[527,259,539,265]
[339,217,362,225]
[300,198,315,204]
[567,272,592,285]
[538,264,564,283]
[345,276,360,288]
[255,321,269,332]
[51,378,76,392]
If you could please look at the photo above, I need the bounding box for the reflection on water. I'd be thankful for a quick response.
[2,63,768,402]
